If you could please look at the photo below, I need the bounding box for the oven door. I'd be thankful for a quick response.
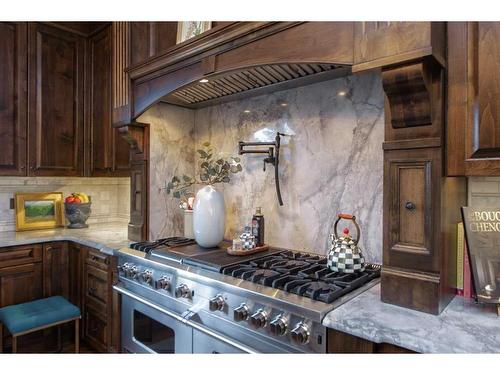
[121,293,192,353]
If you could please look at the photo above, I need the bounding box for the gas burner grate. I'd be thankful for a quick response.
[242,269,284,287]
[220,250,381,304]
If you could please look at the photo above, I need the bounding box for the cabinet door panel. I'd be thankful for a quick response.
[0,263,43,308]
[28,23,84,176]
[43,242,69,299]
[467,23,500,159]
[0,22,27,176]
[89,26,113,176]
[84,306,108,352]
[0,244,42,268]
[384,148,440,272]
[84,264,109,314]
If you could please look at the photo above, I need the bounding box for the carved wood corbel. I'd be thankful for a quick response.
[382,61,434,129]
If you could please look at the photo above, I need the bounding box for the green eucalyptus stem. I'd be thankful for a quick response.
[164,141,242,200]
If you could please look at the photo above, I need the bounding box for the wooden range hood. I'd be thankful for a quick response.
[123,22,355,119]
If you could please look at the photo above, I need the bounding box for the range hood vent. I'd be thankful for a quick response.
[163,63,348,108]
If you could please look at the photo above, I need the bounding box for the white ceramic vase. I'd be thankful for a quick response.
[193,185,225,248]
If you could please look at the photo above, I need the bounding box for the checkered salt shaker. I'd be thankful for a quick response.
[327,213,365,274]
[239,226,256,250]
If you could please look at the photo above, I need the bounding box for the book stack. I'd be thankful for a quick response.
[456,222,474,298]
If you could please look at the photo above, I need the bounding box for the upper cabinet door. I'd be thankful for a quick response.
[465,22,500,175]
[0,22,27,176]
[448,22,500,176]
[28,23,85,176]
[88,25,113,176]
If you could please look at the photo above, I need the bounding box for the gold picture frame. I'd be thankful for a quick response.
[176,21,212,44]
[15,192,65,231]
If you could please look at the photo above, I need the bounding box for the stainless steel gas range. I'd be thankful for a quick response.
[114,238,380,354]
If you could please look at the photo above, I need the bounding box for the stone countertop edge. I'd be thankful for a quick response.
[0,224,131,256]
[322,283,500,353]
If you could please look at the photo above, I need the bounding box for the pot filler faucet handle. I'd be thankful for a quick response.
[238,132,291,206]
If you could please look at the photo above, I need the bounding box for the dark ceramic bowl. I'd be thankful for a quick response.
[64,202,91,229]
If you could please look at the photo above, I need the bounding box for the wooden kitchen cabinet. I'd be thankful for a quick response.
[0,22,28,176]
[447,22,500,176]
[129,22,178,67]
[88,25,130,177]
[27,23,85,176]
[327,330,415,353]
[42,242,70,299]
[81,245,120,352]
[353,22,445,72]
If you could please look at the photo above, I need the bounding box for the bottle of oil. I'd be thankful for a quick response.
[252,207,265,247]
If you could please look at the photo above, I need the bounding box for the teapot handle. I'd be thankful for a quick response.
[334,213,361,245]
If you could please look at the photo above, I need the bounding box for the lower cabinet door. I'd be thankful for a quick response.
[0,263,43,307]
[383,147,441,273]
[84,306,108,352]
[192,330,246,354]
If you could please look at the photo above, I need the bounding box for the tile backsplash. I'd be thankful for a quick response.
[0,177,130,232]
[143,71,384,263]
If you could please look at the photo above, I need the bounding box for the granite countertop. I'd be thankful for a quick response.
[0,222,130,255]
[323,283,500,353]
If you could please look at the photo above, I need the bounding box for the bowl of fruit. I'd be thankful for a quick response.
[64,193,91,229]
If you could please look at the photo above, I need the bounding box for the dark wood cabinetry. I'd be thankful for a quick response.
[129,22,178,67]
[328,330,415,353]
[0,22,27,176]
[28,23,85,176]
[448,22,500,176]
[0,21,129,178]
[379,43,467,314]
[0,242,119,353]
[88,25,130,177]
[42,242,69,299]
[353,22,445,72]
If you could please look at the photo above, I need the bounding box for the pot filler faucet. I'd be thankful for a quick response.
[238,132,289,206]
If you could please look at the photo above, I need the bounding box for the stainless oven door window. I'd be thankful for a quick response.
[122,294,192,353]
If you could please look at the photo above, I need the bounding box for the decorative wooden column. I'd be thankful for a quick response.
[112,22,149,241]
[380,57,467,315]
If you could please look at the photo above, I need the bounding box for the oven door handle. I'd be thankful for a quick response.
[113,285,259,354]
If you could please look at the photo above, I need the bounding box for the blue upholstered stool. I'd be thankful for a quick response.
[0,296,81,353]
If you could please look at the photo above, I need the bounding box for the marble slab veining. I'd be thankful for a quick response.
[0,223,130,255]
[323,284,500,353]
[194,72,384,262]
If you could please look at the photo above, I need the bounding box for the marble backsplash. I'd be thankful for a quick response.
[144,72,384,262]
[0,177,130,232]
[137,103,195,240]
[194,72,384,262]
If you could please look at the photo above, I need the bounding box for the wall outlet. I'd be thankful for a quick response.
[10,198,15,209]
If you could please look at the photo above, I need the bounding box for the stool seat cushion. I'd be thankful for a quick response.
[0,296,80,335]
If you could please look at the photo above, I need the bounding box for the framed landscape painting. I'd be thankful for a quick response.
[15,192,64,231]
[176,21,212,44]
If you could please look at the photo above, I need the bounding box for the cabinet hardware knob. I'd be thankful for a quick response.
[405,201,416,210]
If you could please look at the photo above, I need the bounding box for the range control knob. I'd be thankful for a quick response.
[269,315,288,336]
[250,309,268,329]
[208,295,225,311]
[175,284,191,298]
[141,269,153,285]
[129,265,139,279]
[233,304,250,322]
[155,276,170,290]
[290,322,310,346]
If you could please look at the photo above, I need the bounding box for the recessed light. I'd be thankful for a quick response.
[199,78,209,83]
[243,110,251,113]
[337,91,347,97]
[280,102,288,107]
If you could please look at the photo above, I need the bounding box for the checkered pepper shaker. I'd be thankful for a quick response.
[327,213,365,274]
[239,226,256,250]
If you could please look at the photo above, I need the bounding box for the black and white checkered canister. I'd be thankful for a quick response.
[327,237,365,273]
[239,230,256,250]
